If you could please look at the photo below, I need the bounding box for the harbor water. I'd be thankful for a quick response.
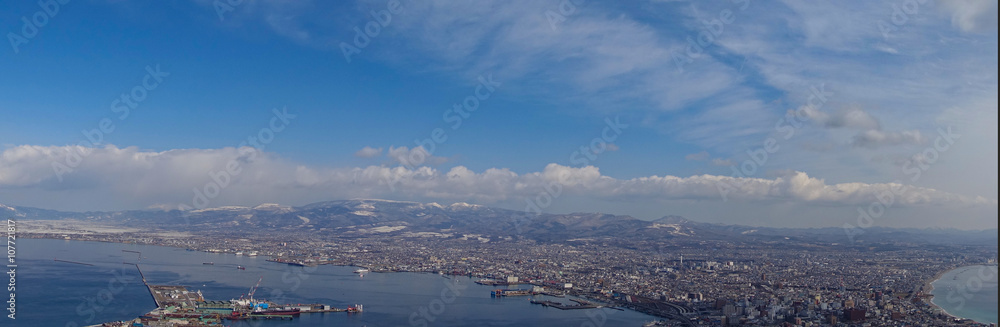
[930,265,999,324]
[14,238,659,326]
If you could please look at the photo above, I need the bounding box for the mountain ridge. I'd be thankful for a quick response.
[3,199,996,245]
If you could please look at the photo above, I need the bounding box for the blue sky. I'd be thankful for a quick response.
[0,0,996,229]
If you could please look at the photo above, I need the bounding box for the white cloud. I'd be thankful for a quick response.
[687,152,734,167]
[799,106,881,130]
[685,151,709,161]
[711,158,734,166]
[797,105,925,149]
[214,0,762,120]
[386,146,449,166]
[938,0,998,33]
[851,129,924,148]
[165,0,997,227]
[354,146,383,158]
[190,0,995,182]
[0,145,992,213]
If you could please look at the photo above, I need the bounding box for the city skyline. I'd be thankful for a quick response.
[0,0,997,229]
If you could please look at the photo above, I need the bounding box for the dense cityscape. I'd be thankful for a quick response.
[22,224,997,326]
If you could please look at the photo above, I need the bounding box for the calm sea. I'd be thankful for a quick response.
[931,265,999,324]
[11,238,659,326]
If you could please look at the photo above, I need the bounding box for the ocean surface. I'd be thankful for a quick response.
[931,265,999,324]
[12,238,659,326]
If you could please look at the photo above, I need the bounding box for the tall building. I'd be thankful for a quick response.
[845,308,866,322]
[723,304,738,316]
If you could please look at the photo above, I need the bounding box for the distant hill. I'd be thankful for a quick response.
[3,199,996,245]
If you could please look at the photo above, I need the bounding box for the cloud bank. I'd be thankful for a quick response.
[0,145,993,212]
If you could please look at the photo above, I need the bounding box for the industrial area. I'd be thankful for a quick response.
[87,254,362,327]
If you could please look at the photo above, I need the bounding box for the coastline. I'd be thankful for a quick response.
[20,238,666,326]
[23,235,994,325]
[18,236,678,323]
[926,265,997,326]
[26,237,665,315]
[922,268,951,315]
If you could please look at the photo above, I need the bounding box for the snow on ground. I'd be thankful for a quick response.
[367,226,407,233]
[402,231,452,238]
[18,220,144,234]
[448,202,482,209]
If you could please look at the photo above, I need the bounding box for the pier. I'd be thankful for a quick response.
[89,264,361,326]
[529,298,601,310]
[266,257,320,267]
[53,258,95,266]
[476,278,527,286]
[491,288,532,297]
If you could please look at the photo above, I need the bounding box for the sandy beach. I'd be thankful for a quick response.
[923,267,944,298]
[921,267,969,324]
[922,268,949,306]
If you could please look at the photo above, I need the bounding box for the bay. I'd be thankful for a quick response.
[930,265,999,325]
[13,238,659,326]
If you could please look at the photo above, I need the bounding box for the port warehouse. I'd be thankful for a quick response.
[90,284,360,326]
[86,262,361,326]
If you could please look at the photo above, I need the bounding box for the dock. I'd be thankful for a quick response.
[266,257,320,267]
[476,279,527,286]
[491,288,532,297]
[90,264,361,326]
[148,285,205,308]
[529,298,601,310]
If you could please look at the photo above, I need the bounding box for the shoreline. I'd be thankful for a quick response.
[926,265,997,325]
[922,268,949,313]
[24,237,673,325]
[20,236,679,323]
[24,235,994,325]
